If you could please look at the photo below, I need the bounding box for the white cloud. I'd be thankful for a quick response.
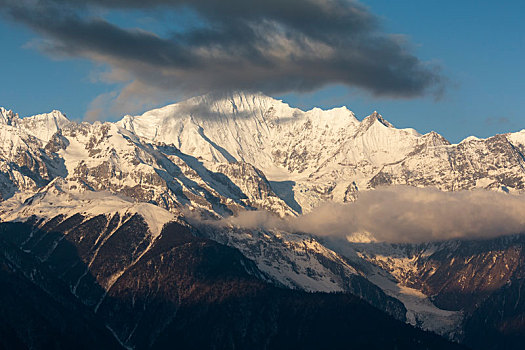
[208,186,525,243]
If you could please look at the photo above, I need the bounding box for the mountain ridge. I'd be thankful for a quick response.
[2,91,525,214]
[113,92,525,210]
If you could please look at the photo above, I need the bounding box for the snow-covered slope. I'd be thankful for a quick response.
[323,238,464,336]
[17,110,71,143]
[331,235,525,343]
[0,177,176,237]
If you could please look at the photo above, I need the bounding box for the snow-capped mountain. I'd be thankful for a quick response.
[1,93,525,349]
[0,109,293,218]
[4,92,525,215]
[119,92,525,211]
[0,108,68,199]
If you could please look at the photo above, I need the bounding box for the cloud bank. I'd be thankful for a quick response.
[0,0,444,118]
[213,186,525,244]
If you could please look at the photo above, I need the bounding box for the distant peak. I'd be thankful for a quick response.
[422,131,451,146]
[0,107,18,125]
[459,135,481,144]
[362,111,394,128]
[29,110,70,122]
[10,110,72,143]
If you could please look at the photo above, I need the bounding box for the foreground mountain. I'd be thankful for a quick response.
[0,207,464,349]
[0,230,121,349]
[1,93,525,349]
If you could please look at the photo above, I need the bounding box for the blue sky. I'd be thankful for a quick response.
[0,1,524,143]
[279,0,525,142]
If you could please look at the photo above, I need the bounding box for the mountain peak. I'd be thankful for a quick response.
[422,131,451,146]
[0,107,18,125]
[28,110,70,123]
[16,110,71,143]
[361,111,394,129]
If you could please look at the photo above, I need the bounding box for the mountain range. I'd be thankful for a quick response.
[1,92,524,349]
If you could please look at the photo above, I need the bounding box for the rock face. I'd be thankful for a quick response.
[0,111,294,218]
[1,93,525,349]
[0,116,66,199]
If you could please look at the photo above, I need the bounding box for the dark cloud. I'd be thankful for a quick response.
[1,0,444,116]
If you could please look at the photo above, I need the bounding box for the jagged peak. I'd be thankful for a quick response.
[194,90,280,105]
[456,133,510,145]
[11,110,72,143]
[371,111,393,127]
[184,91,293,118]
[359,111,394,131]
[305,105,356,117]
[0,106,15,115]
[0,106,19,125]
[458,135,482,145]
[172,91,282,109]
[124,91,288,123]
